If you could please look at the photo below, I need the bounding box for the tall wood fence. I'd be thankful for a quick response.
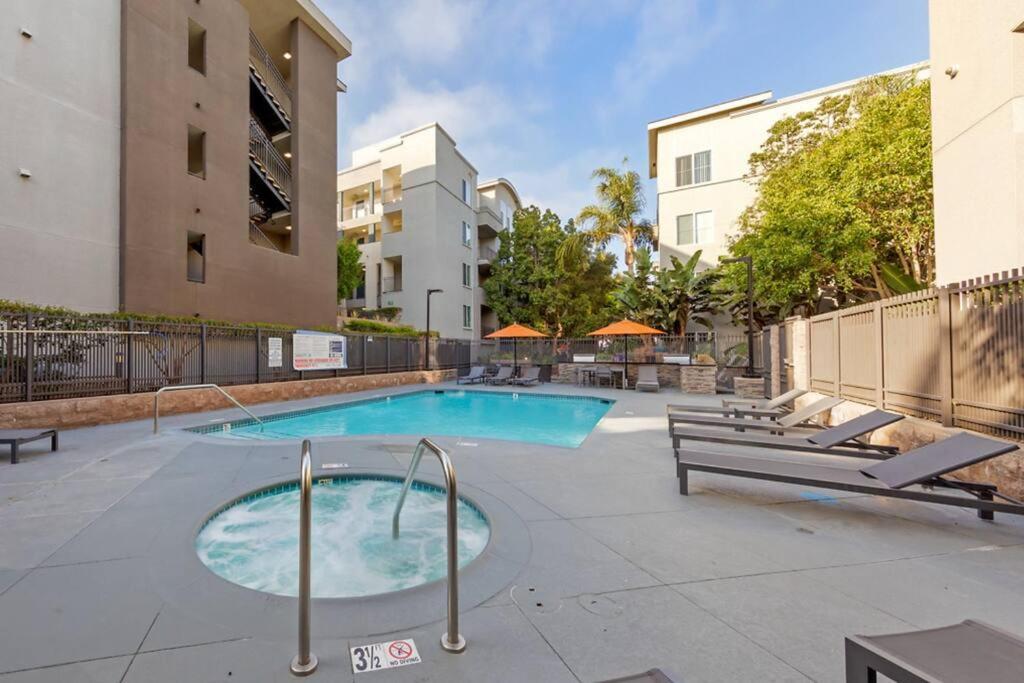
[805,269,1024,441]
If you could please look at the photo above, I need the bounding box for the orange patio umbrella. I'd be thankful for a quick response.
[485,323,548,373]
[587,319,665,384]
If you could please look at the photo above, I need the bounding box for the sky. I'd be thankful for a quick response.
[319,0,930,264]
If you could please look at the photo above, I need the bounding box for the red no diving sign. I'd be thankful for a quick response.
[388,640,413,660]
[351,638,421,674]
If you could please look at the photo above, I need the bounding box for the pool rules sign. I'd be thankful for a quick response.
[292,331,347,371]
[350,638,421,673]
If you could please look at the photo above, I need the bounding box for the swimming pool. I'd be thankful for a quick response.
[195,475,490,598]
[189,389,613,448]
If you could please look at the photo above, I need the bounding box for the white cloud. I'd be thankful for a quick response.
[393,0,483,64]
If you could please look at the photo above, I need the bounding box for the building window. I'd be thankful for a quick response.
[187,19,206,74]
[186,232,205,283]
[676,211,713,245]
[461,179,470,204]
[461,221,472,246]
[675,150,711,187]
[462,263,472,287]
[462,305,472,329]
[187,125,205,178]
[500,200,512,230]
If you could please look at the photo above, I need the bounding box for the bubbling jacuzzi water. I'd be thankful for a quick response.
[195,476,490,598]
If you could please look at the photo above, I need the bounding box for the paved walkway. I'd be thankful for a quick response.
[1,383,1023,682]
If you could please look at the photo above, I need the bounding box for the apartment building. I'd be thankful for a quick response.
[929,0,1024,284]
[1,0,350,328]
[337,124,520,339]
[647,63,929,274]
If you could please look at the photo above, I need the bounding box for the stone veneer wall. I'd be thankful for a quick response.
[733,376,767,400]
[551,363,717,394]
[0,369,456,430]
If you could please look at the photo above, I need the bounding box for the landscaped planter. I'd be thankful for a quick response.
[679,364,717,394]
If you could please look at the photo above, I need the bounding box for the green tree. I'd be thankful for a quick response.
[336,239,364,303]
[559,159,654,274]
[613,249,717,333]
[725,75,933,317]
[483,206,616,337]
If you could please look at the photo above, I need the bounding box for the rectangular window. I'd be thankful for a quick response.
[462,263,472,287]
[676,211,713,245]
[462,305,472,329]
[187,125,205,178]
[187,19,206,74]
[186,232,205,283]
[675,150,711,187]
[461,221,471,246]
[461,179,470,204]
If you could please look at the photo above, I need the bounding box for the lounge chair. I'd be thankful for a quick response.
[667,388,808,418]
[635,365,660,392]
[458,366,486,384]
[1,429,59,465]
[486,366,514,385]
[677,431,1021,519]
[672,408,903,457]
[511,366,541,386]
[596,669,679,683]
[668,396,844,436]
[846,619,1024,683]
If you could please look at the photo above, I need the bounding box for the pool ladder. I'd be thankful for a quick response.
[290,437,465,677]
[152,383,264,434]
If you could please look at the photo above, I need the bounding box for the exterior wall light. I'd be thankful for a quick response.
[283,52,292,60]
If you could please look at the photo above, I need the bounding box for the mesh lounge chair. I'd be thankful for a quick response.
[672,408,903,457]
[458,366,486,384]
[511,366,541,386]
[1,429,59,465]
[677,432,1022,519]
[486,366,514,385]
[668,396,844,436]
[635,366,660,392]
[667,388,808,418]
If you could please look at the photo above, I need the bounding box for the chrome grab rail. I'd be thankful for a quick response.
[152,384,264,434]
[290,440,317,676]
[392,438,465,653]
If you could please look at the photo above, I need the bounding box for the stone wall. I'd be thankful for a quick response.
[0,369,456,430]
[678,365,716,394]
[733,376,766,400]
[551,363,716,393]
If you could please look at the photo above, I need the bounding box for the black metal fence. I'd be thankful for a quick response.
[0,313,471,404]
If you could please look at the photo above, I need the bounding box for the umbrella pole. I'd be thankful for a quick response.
[513,338,517,375]
[624,335,629,389]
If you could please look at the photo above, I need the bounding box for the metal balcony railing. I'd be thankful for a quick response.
[478,246,497,262]
[382,187,403,204]
[249,118,292,200]
[249,222,283,252]
[340,203,381,221]
[382,276,402,293]
[249,30,292,114]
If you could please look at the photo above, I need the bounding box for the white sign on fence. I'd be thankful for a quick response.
[267,337,283,368]
[292,331,347,371]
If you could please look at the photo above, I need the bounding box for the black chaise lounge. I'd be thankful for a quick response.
[667,388,807,417]
[458,366,486,384]
[1,429,59,464]
[845,619,1024,683]
[672,409,904,457]
[668,396,844,436]
[677,432,1022,519]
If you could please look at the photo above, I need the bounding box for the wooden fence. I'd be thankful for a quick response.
[806,269,1024,441]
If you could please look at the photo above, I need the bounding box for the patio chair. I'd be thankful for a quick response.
[677,431,1021,519]
[486,366,514,385]
[457,366,486,384]
[845,619,1024,683]
[596,669,680,683]
[1,429,59,465]
[511,366,541,386]
[671,408,903,457]
[635,365,660,392]
[667,396,844,436]
[668,388,808,418]
[595,365,615,388]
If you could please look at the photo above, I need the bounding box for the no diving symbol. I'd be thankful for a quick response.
[388,641,413,660]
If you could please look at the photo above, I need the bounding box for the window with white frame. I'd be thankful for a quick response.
[676,211,713,245]
[675,150,711,187]
[500,200,512,230]
[461,221,472,246]
[462,263,472,287]
[462,305,472,329]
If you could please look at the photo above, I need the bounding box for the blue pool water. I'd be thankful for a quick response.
[190,389,612,448]
[196,476,490,598]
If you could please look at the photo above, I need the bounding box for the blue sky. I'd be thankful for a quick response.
[320,0,929,261]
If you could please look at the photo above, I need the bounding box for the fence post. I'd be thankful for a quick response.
[255,327,262,384]
[126,319,135,394]
[406,338,411,371]
[362,336,367,375]
[386,336,391,373]
[872,302,884,409]
[200,323,207,384]
[769,325,781,398]
[938,287,954,427]
[25,313,34,402]
[832,314,841,398]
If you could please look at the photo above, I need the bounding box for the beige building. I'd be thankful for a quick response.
[648,63,929,274]
[1,0,351,328]
[337,124,520,340]
[929,1,1024,285]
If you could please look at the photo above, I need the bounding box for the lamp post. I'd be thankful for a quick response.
[425,288,443,370]
[722,256,757,378]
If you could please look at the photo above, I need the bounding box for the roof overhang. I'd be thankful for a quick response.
[477,177,523,209]
[242,0,352,62]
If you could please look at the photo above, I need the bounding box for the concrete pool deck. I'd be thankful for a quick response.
[1,382,1023,682]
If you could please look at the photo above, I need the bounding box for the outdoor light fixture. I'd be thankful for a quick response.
[722,256,757,378]
[18,169,32,178]
[425,288,443,370]
[285,225,292,231]
[284,152,292,159]
[283,52,292,60]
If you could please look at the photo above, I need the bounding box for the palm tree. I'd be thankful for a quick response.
[559,159,654,274]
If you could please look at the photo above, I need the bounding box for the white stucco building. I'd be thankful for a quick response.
[337,123,520,339]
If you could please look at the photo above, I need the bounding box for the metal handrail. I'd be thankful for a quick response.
[290,440,317,676]
[249,118,293,199]
[152,384,264,434]
[392,438,465,653]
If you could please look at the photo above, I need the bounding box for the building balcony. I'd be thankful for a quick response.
[249,118,292,213]
[478,246,497,274]
[249,30,291,135]
[381,186,403,213]
[477,206,501,238]
[381,276,402,293]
